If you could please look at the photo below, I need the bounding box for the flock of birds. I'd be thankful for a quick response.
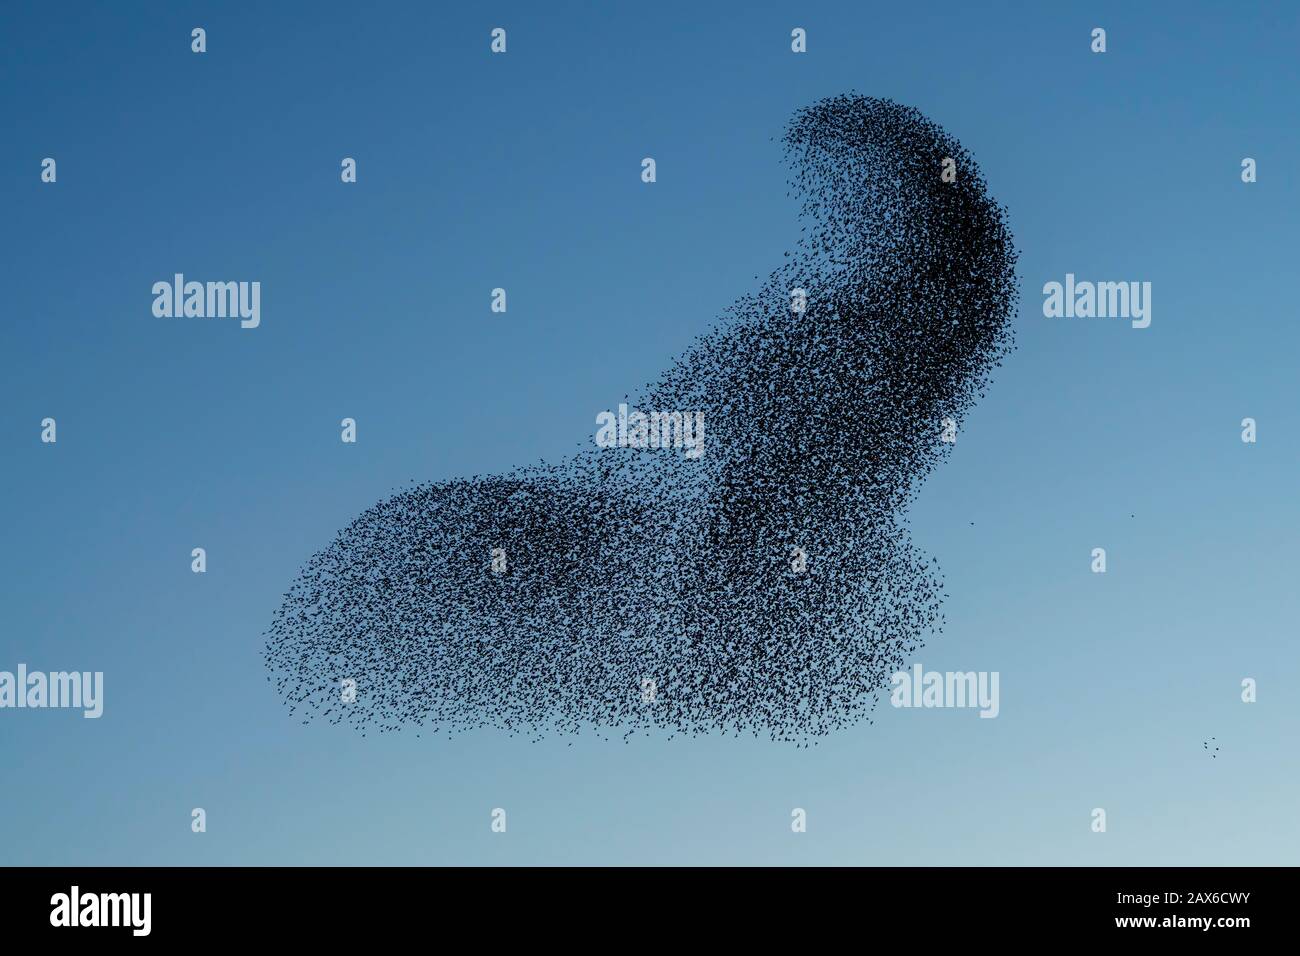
[263,94,1020,744]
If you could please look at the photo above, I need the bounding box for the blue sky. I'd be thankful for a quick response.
[1,1,1297,864]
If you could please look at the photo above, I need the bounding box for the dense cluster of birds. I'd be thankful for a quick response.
[264,94,1019,744]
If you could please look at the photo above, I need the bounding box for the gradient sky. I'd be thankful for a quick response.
[2,0,1297,865]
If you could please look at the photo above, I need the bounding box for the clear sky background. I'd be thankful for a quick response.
[2,1,1297,865]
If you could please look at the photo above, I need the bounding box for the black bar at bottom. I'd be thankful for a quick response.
[0,866,1284,942]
